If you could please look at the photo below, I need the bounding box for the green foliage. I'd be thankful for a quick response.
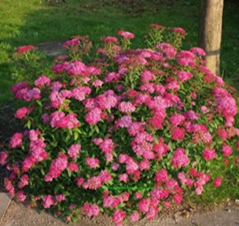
[1,26,239,225]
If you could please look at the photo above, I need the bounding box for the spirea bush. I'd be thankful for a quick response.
[1,24,239,225]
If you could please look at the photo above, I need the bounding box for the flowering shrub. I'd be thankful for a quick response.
[1,25,239,225]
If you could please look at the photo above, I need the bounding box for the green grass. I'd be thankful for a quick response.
[0,0,199,104]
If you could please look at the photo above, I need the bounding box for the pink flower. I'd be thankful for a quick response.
[90,204,100,216]
[51,81,63,91]
[11,82,29,94]
[140,70,156,82]
[178,172,187,184]
[66,216,71,221]
[42,113,50,123]
[164,201,170,208]
[126,158,139,174]
[138,198,151,213]
[195,185,203,195]
[23,88,41,101]
[92,79,103,87]
[119,174,128,183]
[15,45,35,53]
[171,127,185,140]
[22,156,36,172]
[15,107,31,119]
[190,47,206,56]
[42,195,55,209]
[166,80,180,91]
[172,148,189,168]
[117,30,134,39]
[118,192,130,203]
[139,159,150,171]
[177,71,193,82]
[150,24,165,30]
[216,97,237,119]
[135,192,142,199]
[67,144,81,160]
[54,55,68,62]
[118,101,136,113]
[155,169,168,183]
[130,212,140,222]
[56,113,79,129]
[84,176,102,190]
[189,168,198,177]
[66,61,88,76]
[44,152,68,181]
[99,138,115,153]
[150,188,168,200]
[115,115,132,128]
[16,190,26,202]
[112,210,126,224]
[112,162,119,171]
[55,194,65,202]
[93,138,103,145]
[29,129,40,141]
[86,157,100,168]
[69,204,76,210]
[9,133,23,148]
[222,144,233,157]
[156,43,177,58]
[140,83,155,93]
[0,152,8,165]
[18,174,29,188]
[83,203,100,217]
[173,193,182,204]
[63,38,79,47]
[99,170,112,183]
[213,177,222,187]
[72,86,91,101]
[153,142,169,157]
[67,162,79,172]
[169,114,185,127]
[173,27,186,34]
[103,36,118,43]
[85,107,102,125]
[146,206,158,220]
[103,195,120,208]
[76,177,84,188]
[202,148,216,160]
[34,75,51,87]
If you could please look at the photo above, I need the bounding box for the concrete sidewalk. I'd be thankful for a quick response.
[0,194,239,226]
[0,193,11,225]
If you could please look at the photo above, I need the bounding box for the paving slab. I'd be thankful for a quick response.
[0,193,11,223]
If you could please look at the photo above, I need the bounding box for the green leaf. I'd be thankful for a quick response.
[26,120,31,129]
[40,168,45,176]
[54,184,62,194]
[153,135,159,144]
[74,131,79,141]
[36,100,42,107]
[95,125,99,134]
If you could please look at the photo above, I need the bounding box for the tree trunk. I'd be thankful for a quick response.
[199,0,224,76]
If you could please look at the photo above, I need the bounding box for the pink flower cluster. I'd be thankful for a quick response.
[44,152,68,181]
[4,25,239,225]
[82,170,112,190]
[15,45,36,53]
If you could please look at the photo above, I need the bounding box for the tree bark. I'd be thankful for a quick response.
[199,0,224,76]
